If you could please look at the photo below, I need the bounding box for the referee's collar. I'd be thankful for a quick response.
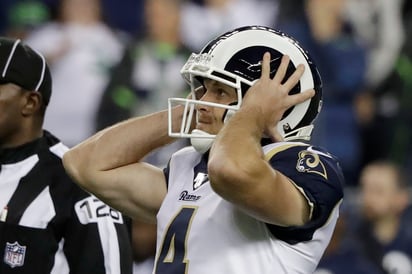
[0,131,56,164]
[0,137,44,164]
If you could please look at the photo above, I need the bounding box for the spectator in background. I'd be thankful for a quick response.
[100,0,144,36]
[314,205,381,274]
[277,0,367,185]
[3,0,50,40]
[96,0,190,168]
[355,160,412,274]
[180,0,279,51]
[0,0,144,38]
[355,1,412,177]
[344,0,405,90]
[24,0,125,147]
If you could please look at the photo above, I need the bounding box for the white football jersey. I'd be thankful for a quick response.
[153,142,344,274]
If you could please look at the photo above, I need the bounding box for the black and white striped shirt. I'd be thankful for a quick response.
[0,131,133,274]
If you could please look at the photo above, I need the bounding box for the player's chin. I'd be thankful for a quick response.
[196,123,208,131]
[196,123,217,134]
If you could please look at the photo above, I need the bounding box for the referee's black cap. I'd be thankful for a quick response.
[0,37,52,105]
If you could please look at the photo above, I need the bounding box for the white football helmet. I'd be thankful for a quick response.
[168,26,322,153]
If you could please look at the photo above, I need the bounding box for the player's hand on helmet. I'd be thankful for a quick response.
[242,52,315,142]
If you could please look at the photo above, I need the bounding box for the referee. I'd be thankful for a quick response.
[0,37,133,273]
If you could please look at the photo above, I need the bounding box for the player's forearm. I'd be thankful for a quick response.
[63,106,184,181]
[209,105,266,190]
[209,107,310,226]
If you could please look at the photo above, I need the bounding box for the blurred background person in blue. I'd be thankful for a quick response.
[277,0,367,185]
[314,205,381,274]
[355,160,412,274]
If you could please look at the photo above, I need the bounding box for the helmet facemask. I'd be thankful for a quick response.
[168,54,246,153]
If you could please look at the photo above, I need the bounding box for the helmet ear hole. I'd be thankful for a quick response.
[283,123,291,132]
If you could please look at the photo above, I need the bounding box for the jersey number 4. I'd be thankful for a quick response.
[154,206,197,273]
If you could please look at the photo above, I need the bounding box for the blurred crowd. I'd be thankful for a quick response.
[1,0,411,273]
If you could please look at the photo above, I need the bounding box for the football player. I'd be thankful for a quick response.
[63,26,344,273]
